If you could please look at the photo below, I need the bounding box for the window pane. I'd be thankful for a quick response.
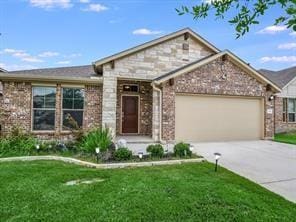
[63,88,74,99]
[33,110,55,130]
[289,113,295,122]
[74,99,84,109]
[74,89,84,99]
[63,98,73,109]
[283,113,286,122]
[44,97,55,108]
[63,111,83,130]
[44,88,56,98]
[33,87,44,97]
[283,98,287,112]
[33,96,44,108]
[288,99,295,113]
[33,87,56,108]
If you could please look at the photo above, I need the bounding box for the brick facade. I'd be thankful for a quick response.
[116,80,152,136]
[0,81,103,140]
[162,58,275,141]
[0,82,32,135]
[274,96,296,133]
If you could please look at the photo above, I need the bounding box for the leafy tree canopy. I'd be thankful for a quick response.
[176,0,296,38]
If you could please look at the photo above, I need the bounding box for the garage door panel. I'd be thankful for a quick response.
[175,95,263,142]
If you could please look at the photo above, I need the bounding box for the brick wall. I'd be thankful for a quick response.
[84,85,103,130]
[274,96,296,133]
[0,82,32,135]
[162,58,274,141]
[0,81,103,140]
[116,80,152,136]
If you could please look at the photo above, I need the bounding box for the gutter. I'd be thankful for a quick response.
[0,74,103,84]
[152,82,165,144]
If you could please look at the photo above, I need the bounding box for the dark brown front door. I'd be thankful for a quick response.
[122,96,138,134]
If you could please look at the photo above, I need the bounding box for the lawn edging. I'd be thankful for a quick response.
[0,155,205,169]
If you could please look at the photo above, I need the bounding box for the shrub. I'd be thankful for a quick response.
[146,144,164,158]
[174,142,192,157]
[80,127,113,153]
[114,147,132,161]
[0,132,38,157]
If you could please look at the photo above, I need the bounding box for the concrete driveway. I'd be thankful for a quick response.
[192,140,296,203]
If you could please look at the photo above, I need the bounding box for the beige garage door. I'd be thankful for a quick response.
[175,94,263,142]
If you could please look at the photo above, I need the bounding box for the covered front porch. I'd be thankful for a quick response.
[115,79,159,141]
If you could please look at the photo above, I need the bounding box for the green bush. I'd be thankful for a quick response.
[80,127,113,153]
[174,142,192,157]
[146,144,164,158]
[114,147,132,161]
[0,134,37,157]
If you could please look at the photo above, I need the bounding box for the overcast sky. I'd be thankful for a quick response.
[0,0,295,71]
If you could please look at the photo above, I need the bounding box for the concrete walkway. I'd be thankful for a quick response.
[192,140,296,203]
[0,155,204,169]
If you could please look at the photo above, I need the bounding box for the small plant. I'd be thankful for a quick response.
[114,147,132,161]
[146,144,164,158]
[0,126,38,157]
[80,127,113,153]
[174,142,192,157]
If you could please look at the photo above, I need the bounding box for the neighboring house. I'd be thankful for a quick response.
[0,68,6,73]
[261,66,296,133]
[0,28,280,142]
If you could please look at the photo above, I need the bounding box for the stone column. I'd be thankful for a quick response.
[102,75,117,136]
[152,89,160,141]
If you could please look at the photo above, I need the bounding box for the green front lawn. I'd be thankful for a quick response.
[0,161,295,221]
[274,132,296,145]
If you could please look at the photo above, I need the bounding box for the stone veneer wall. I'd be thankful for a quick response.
[161,58,275,141]
[274,96,296,133]
[0,81,103,140]
[102,34,214,137]
[116,80,152,136]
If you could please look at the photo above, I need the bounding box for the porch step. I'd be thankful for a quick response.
[115,136,155,144]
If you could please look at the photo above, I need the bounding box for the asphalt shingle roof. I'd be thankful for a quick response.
[259,66,296,88]
[5,65,97,78]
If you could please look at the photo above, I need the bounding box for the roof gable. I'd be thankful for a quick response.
[154,50,280,92]
[260,66,296,89]
[93,28,220,67]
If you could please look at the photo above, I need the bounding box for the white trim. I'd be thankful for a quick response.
[120,94,140,135]
[31,83,57,87]
[61,84,85,88]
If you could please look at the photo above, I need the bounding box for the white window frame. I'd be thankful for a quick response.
[61,87,85,131]
[287,98,296,123]
[31,86,56,132]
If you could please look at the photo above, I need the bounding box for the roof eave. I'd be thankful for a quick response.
[0,74,103,84]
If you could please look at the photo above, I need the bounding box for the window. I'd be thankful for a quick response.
[283,98,287,122]
[32,87,56,131]
[123,84,138,92]
[288,98,296,122]
[62,88,84,130]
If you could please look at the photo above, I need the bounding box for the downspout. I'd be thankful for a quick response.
[152,82,165,144]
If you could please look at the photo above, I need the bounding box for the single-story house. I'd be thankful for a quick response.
[261,66,296,133]
[0,28,281,142]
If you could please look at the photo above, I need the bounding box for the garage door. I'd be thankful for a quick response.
[175,94,263,142]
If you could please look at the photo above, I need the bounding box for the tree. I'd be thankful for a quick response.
[176,0,296,38]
